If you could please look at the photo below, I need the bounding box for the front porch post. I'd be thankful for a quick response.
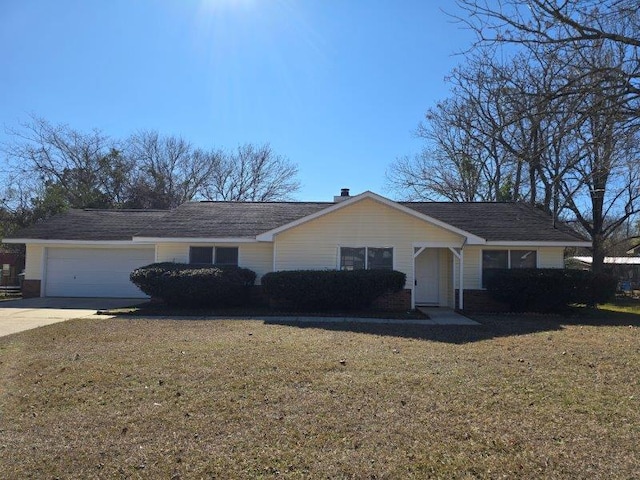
[412,246,427,310]
[447,246,464,311]
[452,253,456,309]
[458,249,464,310]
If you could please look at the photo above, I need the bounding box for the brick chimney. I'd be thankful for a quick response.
[334,188,350,203]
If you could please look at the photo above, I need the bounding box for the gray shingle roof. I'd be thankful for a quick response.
[135,202,333,238]
[4,209,168,241]
[3,199,586,243]
[401,202,586,242]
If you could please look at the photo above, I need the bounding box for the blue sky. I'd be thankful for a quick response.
[1,0,474,201]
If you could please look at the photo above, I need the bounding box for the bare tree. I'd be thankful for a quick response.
[2,118,302,231]
[387,96,500,202]
[124,131,219,209]
[455,0,640,115]
[389,27,640,271]
[558,55,640,271]
[456,0,640,48]
[387,53,536,203]
[2,115,132,210]
[204,143,300,201]
[125,136,300,206]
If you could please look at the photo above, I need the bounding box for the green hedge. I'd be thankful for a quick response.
[261,269,406,311]
[130,262,256,307]
[485,268,617,312]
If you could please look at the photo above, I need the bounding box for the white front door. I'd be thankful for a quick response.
[415,249,439,305]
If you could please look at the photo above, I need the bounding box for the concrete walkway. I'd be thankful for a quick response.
[0,297,144,337]
[416,307,479,325]
[140,309,480,326]
[263,312,479,325]
[0,298,479,337]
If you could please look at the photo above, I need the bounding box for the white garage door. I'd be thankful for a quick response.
[45,247,155,298]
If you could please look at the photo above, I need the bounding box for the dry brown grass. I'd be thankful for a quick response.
[1,311,638,479]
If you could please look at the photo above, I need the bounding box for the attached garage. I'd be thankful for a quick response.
[44,247,155,298]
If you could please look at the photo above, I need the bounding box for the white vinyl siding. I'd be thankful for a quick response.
[538,247,566,268]
[274,197,464,281]
[240,243,274,284]
[454,247,481,290]
[156,244,189,263]
[25,244,44,280]
[155,242,274,285]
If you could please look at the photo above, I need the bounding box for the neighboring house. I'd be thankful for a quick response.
[1,190,589,311]
[0,251,24,287]
[626,243,640,256]
[569,256,640,290]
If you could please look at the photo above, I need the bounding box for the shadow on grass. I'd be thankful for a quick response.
[260,317,555,344]
[262,307,640,344]
[111,303,640,345]
[107,303,429,321]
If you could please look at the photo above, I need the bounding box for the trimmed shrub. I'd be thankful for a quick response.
[568,270,618,306]
[130,262,256,307]
[485,268,617,312]
[261,269,406,311]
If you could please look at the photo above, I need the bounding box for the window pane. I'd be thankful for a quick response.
[482,250,508,288]
[340,247,365,270]
[482,250,508,269]
[190,247,213,264]
[510,250,536,269]
[367,247,393,270]
[215,247,239,266]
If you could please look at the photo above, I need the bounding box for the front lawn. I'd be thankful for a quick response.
[0,311,638,478]
[103,301,428,320]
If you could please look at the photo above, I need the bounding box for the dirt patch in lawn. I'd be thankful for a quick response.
[0,313,638,478]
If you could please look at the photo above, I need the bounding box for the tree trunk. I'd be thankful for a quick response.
[591,233,606,274]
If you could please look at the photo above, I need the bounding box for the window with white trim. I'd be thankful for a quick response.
[482,249,537,288]
[340,247,393,270]
[189,246,239,266]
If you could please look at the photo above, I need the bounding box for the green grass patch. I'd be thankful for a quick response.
[0,295,21,302]
[598,296,640,315]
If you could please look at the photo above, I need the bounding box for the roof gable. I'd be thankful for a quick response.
[256,191,485,243]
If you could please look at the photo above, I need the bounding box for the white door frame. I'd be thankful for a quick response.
[412,242,465,310]
[414,248,440,305]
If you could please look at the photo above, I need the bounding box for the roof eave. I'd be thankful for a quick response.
[484,240,591,247]
[1,238,152,245]
[132,236,259,243]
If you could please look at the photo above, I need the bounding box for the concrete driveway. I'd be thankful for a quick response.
[0,297,145,337]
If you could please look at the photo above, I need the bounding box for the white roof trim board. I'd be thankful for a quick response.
[132,237,259,244]
[486,241,591,247]
[2,239,155,246]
